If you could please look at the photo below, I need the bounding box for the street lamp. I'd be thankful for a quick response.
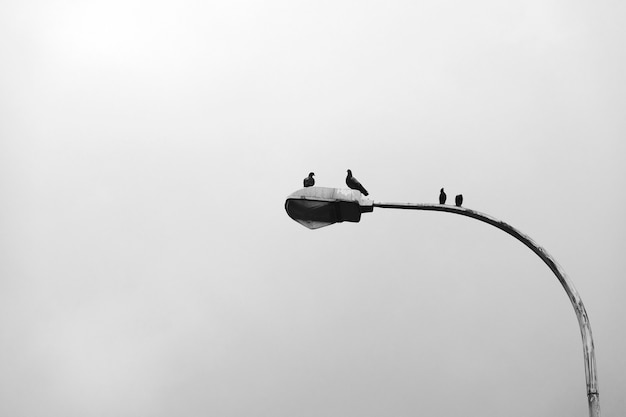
[285,186,600,417]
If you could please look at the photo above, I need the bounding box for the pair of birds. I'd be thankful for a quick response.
[303,169,369,196]
[439,188,463,207]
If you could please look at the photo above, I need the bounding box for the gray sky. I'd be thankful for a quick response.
[1,0,625,416]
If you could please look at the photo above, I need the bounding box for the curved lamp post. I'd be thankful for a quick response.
[285,187,600,417]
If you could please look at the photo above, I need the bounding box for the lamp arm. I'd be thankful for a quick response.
[373,202,600,417]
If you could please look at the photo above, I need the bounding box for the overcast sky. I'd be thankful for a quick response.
[1,0,625,416]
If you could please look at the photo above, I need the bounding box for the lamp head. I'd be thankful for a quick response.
[285,187,373,230]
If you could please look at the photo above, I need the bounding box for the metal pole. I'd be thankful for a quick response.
[373,202,600,417]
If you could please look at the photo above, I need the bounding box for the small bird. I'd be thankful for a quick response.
[346,169,369,196]
[439,188,447,204]
[303,172,315,187]
[455,194,463,207]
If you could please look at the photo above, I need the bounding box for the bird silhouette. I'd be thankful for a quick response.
[439,188,447,204]
[303,172,315,187]
[455,194,463,207]
[346,169,369,196]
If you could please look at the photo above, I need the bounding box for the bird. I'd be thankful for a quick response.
[439,188,447,204]
[455,194,463,207]
[303,172,315,187]
[346,169,369,196]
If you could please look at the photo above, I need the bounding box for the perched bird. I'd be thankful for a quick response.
[303,172,315,187]
[455,194,463,207]
[346,169,369,196]
[439,188,447,204]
